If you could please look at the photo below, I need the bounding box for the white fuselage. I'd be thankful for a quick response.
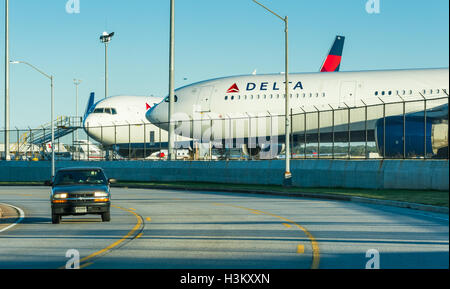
[83,95,166,146]
[147,68,449,145]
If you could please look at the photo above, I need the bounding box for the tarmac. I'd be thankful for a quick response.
[0,184,447,233]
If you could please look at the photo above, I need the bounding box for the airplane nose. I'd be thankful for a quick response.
[83,113,95,130]
[83,113,102,130]
[146,103,167,125]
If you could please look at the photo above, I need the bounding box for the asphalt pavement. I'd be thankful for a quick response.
[0,186,448,269]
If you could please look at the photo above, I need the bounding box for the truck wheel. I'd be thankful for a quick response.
[52,213,61,224]
[101,211,111,222]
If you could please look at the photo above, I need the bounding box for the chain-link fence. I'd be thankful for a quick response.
[1,95,448,162]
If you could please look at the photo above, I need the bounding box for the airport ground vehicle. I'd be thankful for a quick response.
[47,167,114,224]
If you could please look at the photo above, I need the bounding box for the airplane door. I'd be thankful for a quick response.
[197,86,213,112]
[339,81,356,107]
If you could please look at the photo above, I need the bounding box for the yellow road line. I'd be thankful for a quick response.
[79,262,94,269]
[250,210,262,215]
[282,223,292,228]
[217,203,320,269]
[58,205,143,269]
[79,205,142,264]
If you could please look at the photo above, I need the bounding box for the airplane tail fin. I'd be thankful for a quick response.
[320,35,345,72]
[84,92,95,119]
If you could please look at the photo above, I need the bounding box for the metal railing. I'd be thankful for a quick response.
[1,94,448,162]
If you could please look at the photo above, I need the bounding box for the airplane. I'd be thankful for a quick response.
[83,36,347,158]
[83,93,172,158]
[146,68,449,158]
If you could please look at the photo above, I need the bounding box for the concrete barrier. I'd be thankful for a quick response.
[0,159,448,191]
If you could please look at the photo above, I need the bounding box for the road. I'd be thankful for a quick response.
[0,186,448,269]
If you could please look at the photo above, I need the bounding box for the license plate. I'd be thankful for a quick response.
[75,207,87,213]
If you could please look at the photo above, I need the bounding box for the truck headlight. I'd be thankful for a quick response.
[94,192,108,198]
[53,193,68,199]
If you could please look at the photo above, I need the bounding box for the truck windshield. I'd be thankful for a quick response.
[53,170,107,186]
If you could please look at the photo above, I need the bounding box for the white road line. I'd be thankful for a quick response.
[0,203,25,233]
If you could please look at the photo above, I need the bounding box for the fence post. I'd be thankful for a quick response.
[424,97,427,159]
[71,126,74,161]
[114,124,117,160]
[16,127,19,159]
[101,125,104,161]
[402,97,406,159]
[447,89,450,160]
[378,98,386,158]
[269,112,273,160]
[314,106,320,159]
[128,123,131,160]
[290,108,293,159]
[29,127,33,160]
[159,125,162,161]
[301,108,306,159]
[87,124,90,161]
[342,102,351,159]
[361,100,368,159]
[327,104,335,159]
[208,116,211,161]
[246,113,251,157]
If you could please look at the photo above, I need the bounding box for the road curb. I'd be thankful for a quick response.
[112,184,449,215]
[0,203,24,233]
[0,203,19,220]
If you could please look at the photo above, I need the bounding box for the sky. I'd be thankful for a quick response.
[0,0,449,128]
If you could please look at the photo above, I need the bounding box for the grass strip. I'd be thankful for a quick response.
[115,181,449,207]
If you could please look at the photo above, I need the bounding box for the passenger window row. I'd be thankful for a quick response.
[374,88,447,97]
[224,92,326,101]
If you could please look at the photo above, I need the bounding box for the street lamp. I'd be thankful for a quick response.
[252,0,292,186]
[10,60,55,178]
[168,0,175,160]
[4,0,9,161]
[100,31,114,99]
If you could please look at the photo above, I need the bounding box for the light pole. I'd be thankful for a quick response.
[252,0,291,185]
[168,0,175,160]
[73,79,82,142]
[100,32,114,99]
[11,61,55,178]
[4,0,9,161]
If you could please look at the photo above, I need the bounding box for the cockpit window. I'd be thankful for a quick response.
[93,107,117,115]
[164,95,178,103]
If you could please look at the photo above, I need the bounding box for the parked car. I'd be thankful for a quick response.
[46,167,115,224]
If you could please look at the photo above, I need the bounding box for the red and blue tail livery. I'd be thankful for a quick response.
[320,35,345,72]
